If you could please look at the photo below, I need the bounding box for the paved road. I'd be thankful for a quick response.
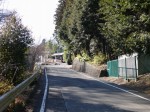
[45,64,150,112]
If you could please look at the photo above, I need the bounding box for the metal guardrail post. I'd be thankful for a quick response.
[0,72,39,112]
[117,59,119,78]
[135,56,137,81]
[125,58,127,80]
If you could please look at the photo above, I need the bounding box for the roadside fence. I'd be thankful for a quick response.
[0,64,41,112]
[107,56,138,80]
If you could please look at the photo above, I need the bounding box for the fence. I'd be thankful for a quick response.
[0,65,41,112]
[107,60,118,77]
[107,56,138,80]
[138,55,150,75]
[118,56,138,80]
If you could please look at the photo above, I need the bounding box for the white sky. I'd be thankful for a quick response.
[2,0,59,44]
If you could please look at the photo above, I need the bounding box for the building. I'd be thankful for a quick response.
[51,53,63,62]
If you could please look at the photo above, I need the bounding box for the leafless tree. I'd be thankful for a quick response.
[27,43,45,71]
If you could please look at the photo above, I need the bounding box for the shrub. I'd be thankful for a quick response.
[0,80,13,95]
[93,53,106,65]
[63,50,68,63]
[76,52,91,62]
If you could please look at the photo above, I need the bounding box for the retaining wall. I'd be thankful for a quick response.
[72,58,107,78]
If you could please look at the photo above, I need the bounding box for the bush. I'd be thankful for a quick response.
[0,13,33,85]
[76,54,82,61]
[0,80,13,95]
[93,53,106,65]
[63,50,68,63]
[7,101,26,112]
[76,52,91,62]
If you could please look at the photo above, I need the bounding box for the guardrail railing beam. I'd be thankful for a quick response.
[0,71,40,112]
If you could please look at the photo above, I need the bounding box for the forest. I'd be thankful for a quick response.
[54,0,150,63]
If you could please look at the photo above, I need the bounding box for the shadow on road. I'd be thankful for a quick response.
[46,68,137,112]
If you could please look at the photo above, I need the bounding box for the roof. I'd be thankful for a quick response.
[51,53,63,56]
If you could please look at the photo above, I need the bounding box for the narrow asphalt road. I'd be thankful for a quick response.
[45,64,150,112]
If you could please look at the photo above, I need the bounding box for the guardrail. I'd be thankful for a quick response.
[40,68,48,112]
[0,71,40,112]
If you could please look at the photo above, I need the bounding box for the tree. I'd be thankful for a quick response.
[99,0,150,57]
[54,0,86,55]
[55,0,150,62]
[27,44,45,71]
[80,0,106,56]
[0,13,33,85]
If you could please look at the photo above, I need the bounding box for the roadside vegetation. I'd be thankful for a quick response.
[0,12,33,93]
[54,0,150,64]
[100,73,150,96]
[0,12,40,111]
[48,39,63,55]
[54,0,150,96]
[0,80,13,95]
[123,73,150,95]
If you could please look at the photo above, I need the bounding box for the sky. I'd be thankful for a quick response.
[2,0,59,44]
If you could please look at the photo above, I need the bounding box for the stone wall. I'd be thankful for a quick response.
[72,58,107,78]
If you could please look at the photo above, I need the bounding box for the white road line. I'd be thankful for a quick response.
[40,68,49,112]
[72,69,150,102]
[100,80,150,102]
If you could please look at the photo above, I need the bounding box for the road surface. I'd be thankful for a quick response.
[44,64,150,112]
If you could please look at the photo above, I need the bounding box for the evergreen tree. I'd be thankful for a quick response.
[54,0,150,61]
[0,13,33,85]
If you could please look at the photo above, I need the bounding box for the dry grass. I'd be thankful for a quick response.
[3,79,39,112]
[100,74,150,96]
[123,74,150,95]
[0,77,13,95]
[100,77,126,85]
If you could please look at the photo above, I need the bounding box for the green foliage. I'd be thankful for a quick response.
[76,52,106,65]
[55,0,87,55]
[0,80,13,95]
[81,52,91,61]
[63,49,68,62]
[76,54,82,61]
[99,0,150,56]
[76,51,91,62]
[55,0,150,61]
[0,13,33,85]
[93,53,106,65]
[49,39,63,54]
